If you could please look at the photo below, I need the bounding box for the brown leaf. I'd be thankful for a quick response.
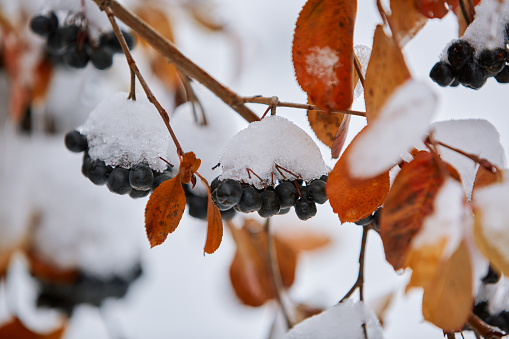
[228,220,297,307]
[326,127,390,223]
[380,151,448,269]
[420,240,473,332]
[415,0,451,19]
[472,166,498,198]
[331,114,351,159]
[307,106,346,149]
[145,176,186,248]
[178,152,201,184]
[364,25,411,122]
[0,317,66,339]
[292,0,357,112]
[27,249,79,284]
[195,173,223,254]
[390,0,428,46]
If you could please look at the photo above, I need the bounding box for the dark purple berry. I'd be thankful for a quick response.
[275,181,298,208]
[458,61,487,89]
[30,12,58,36]
[258,190,281,218]
[477,48,507,75]
[298,184,311,200]
[59,24,80,45]
[236,186,262,213]
[355,214,374,226]
[101,30,134,52]
[320,174,328,182]
[129,164,154,191]
[220,208,236,221]
[308,179,327,204]
[447,40,474,70]
[495,66,509,83]
[63,44,89,68]
[482,265,500,285]
[107,167,132,195]
[88,160,112,185]
[81,152,92,177]
[215,179,243,207]
[429,61,456,87]
[152,173,172,190]
[295,199,317,220]
[449,78,460,87]
[64,130,88,152]
[210,176,221,192]
[129,188,150,199]
[212,190,232,211]
[278,207,291,215]
[90,47,114,70]
[188,195,208,220]
[46,31,63,51]
[373,208,382,231]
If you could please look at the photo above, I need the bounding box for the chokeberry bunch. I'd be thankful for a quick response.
[30,11,135,70]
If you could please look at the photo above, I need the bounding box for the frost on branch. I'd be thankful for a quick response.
[349,80,436,179]
[283,300,384,339]
[219,116,327,188]
[79,92,172,171]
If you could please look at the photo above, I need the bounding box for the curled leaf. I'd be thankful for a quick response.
[195,172,223,254]
[178,152,201,184]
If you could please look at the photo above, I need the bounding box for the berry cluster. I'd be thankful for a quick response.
[65,129,172,198]
[30,11,134,70]
[210,175,328,220]
[430,35,509,89]
[35,264,142,315]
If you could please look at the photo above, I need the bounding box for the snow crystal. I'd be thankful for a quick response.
[283,300,384,339]
[305,46,340,86]
[474,177,509,269]
[219,115,327,188]
[348,80,436,179]
[79,92,173,172]
[461,0,509,53]
[353,44,371,101]
[426,119,506,200]
[411,179,471,259]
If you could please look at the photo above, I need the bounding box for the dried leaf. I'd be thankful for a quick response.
[196,173,223,254]
[421,240,473,332]
[228,220,297,307]
[472,166,498,198]
[416,0,451,19]
[178,152,201,184]
[331,114,351,159]
[292,0,357,112]
[307,107,346,149]
[326,127,390,223]
[276,231,331,253]
[0,317,66,339]
[27,250,79,284]
[364,25,411,122]
[145,176,186,248]
[390,0,428,46]
[186,2,225,32]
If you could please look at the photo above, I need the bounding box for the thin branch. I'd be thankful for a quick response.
[339,225,370,303]
[459,0,472,26]
[241,96,366,117]
[179,74,207,126]
[128,68,136,100]
[93,0,259,124]
[265,218,294,329]
[103,4,184,155]
[353,53,365,88]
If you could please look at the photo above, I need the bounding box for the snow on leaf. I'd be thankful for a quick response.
[195,173,223,254]
[380,151,448,269]
[327,127,390,224]
[219,116,327,189]
[292,0,357,112]
[283,300,384,339]
[390,0,428,46]
[348,80,436,179]
[364,25,411,122]
[145,176,186,248]
[473,176,509,276]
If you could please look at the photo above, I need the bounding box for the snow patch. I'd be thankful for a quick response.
[305,46,339,86]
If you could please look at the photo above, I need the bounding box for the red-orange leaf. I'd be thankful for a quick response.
[292,0,357,112]
[326,127,390,223]
[391,0,428,46]
[416,0,451,19]
[196,172,223,254]
[307,108,346,149]
[380,151,447,269]
[364,25,411,122]
[145,176,186,248]
[0,317,66,339]
[178,152,201,184]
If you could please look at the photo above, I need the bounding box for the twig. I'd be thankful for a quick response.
[93,0,259,124]
[467,312,506,339]
[179,74,207,126]
[459,0,472,26]
[265,218,294,329]
[127,68,136,100]
[353,54,365,88]
[241,96,366,117]
[339,225,370,303]
[103,4,184,155]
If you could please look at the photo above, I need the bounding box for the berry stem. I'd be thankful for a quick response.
[241,96,366,117]
[93,0,259,123]
[102,4,184,155]
[353,53,365,88]
[274,164,301,180]
[246,168,263,182]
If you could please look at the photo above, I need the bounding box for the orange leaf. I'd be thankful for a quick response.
[472,166,498,198]
[145,176,186,248]
[421,240,473,332]
[380,151,447,269]
[228,219,297,307]
[292,0,357,112]
[326,127,390,223]
[415,0,451,19]
[178,152,201,184]
[307,105,347,149]
[195,173,223,254]
[27,249,79,284]
[364,25,411,122]
[0,317,66,339]
[390,0,428,46]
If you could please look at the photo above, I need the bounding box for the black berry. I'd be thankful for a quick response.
[295,199,317,220]
[152,173,172,190]
[188,195,208,220]
[215,179,243,207]
[482,265,500,285]
[355,214,374,226]
[64,130,88,153]
[275,181,299,209]
[210,176,221,192]
[129,164,154,191]
[495,66,509,83]
[90,47,114,70]
[278,207,291,215]
[59,24,80,45]
[447,40,474,70]
[46,31,63,51]
[220,208,236,221]
[63,44,89,68]
[236,186,263,213]
[308,179,327,204]
[30,12,58,36]
[101,30,134,52]
[107,167,132,195]
[81,152,92,177]
[429,61,456,87]
[457,61,487,89]
[258,190,281,218]
[129,188,151,199]
[320,174,328,182]
[87,160,112,186]
[477,48,507,75]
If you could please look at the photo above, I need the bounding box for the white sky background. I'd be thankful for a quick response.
[3,0,509,338]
